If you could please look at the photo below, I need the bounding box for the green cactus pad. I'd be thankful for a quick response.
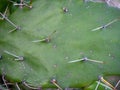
[0,0,120,89]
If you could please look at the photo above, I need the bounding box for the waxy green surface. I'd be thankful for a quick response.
[0,0,120,88]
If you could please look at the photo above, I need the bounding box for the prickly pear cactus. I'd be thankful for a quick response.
[0,0,120,90]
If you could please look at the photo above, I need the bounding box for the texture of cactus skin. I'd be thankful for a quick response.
[0,0,120,89]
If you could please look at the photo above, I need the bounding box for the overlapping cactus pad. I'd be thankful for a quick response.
[0,0,120,89]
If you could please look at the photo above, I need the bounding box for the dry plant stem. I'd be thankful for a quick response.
[52,81,63,90]
[16,83,21,90]
[99,76,116,90]
[92,18,119,31]
[23,82,40,90]
[3,83,14,86]
[2,75,9,89]
[115,80,120,88]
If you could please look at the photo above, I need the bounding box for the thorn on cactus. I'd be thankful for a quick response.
[92,17,120,31]
[98,75,116,90]
[95,80,114,90]
[95,80,100,90]
[50,78,63,90]
[68,57,103,64]
[14,56,24,61]
[9,0,33,9]
[32,30,56,43]
[4,50,24,61]
[0,6,20,32]
[8,26,21,33]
